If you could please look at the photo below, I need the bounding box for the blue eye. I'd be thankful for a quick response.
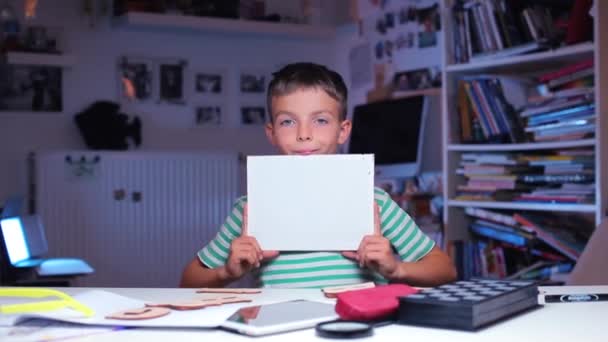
[279,119,295,127]
[315,118,329,125]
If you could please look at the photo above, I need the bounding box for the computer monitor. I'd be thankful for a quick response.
[348,95,428,179]
[0,216,47,267]
[0,215,93,276]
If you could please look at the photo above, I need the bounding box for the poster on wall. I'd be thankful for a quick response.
[349,41,373,90]
[416,3,441,48]
[159,59,187,104]
[117,56,154,103]
[0,64,62,112]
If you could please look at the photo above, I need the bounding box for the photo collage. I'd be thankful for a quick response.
[118,56,269,128]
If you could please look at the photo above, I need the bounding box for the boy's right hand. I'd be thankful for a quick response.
[222,205,279,281]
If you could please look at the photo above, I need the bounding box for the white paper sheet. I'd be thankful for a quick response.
[0,290,244,328]
[0,319,119,342]
[247,154,375,251]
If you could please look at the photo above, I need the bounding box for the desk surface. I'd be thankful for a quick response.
[2,286,607,342]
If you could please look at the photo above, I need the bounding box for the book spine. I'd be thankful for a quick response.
[538,58,594,83]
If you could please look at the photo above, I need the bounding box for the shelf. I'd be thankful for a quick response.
[447,139,596,152]
[445,42,594,74]
[3,52,76,67]
[447,200,597,213]
[392,88,442,99]
[117,12,335,39]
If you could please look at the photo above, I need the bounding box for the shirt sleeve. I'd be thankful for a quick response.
[197,196,247,268]
[374,188,435,262]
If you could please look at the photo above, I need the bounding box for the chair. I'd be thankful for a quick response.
[0,214,94,286]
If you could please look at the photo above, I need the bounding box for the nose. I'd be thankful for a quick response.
[297,124,312,142]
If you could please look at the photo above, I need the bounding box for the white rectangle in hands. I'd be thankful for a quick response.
[247,154,374,251]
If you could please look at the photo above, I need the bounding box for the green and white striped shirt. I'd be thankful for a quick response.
[198,187,435,288]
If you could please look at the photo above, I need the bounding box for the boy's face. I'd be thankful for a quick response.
[265,87,351,155]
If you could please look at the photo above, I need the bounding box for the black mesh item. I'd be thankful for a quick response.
[74,101,142,150]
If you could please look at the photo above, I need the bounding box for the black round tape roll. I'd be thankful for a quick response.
[316,320,373,339]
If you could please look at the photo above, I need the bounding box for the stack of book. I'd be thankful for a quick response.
[513,150,595,203]
[518,59,596,142]
[450,0,592,64]
[447,207,591,281]
[455,150,595,203]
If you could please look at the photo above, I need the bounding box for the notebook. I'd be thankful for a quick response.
[0,215,93,276]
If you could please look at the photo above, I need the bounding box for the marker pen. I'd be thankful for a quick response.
[544,294,608,303]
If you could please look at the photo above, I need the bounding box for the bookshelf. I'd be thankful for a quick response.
[440,0,607,281]
[115,12,335,39]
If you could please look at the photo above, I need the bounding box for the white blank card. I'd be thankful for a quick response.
[247,154,374,251]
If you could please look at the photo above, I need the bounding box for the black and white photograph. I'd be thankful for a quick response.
[117,56,153,102]
[159,60,186,104]
[393,68,434,91]
[0,65,62,112]
[241,106,266,125]
[195,105,222,126]
[195,72,223,94]
[239,70,266,93]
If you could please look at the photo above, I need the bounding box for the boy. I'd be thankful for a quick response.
[180,62,456,288]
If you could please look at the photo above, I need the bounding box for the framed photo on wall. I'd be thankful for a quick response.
[195,104,223,127]
[0,64,62,112]
[158,59,187,104]
[194,70,225,94]
[117,56,153,103]
[240,105,266,125]
[239,69,268,94]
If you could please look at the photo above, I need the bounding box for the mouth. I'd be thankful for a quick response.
[293,149,319,155]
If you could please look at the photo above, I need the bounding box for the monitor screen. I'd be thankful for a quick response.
[348,96,428,179]
[0,217,30,265]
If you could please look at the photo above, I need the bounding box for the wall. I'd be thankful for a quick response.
[334,0,443,174]
[0,0,339,201]
[0,0,444,201]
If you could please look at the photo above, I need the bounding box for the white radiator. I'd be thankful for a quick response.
[34,151,238,287]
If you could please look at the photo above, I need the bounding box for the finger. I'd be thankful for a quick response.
[373,202,381,236]
[235,238,263,262]
[341,251,358,260]
[239,250,258,269]
[356,240,367,268]
[251,250,261,268]
[241,204,249,236]
[362,235,388,246]
[363,251,392,273]
[248,237,264,260]
[262,250,279,260]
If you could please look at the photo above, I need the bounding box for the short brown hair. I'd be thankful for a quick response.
[266,62,348,121]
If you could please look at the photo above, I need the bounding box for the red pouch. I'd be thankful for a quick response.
[335,284,419,321]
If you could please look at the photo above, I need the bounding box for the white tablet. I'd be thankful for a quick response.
[221,300,338,336]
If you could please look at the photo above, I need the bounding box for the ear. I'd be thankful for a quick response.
[265,122,276,146]
[337,119,352,145]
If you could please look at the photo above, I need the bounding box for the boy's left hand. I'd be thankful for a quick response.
[342,203,399,279]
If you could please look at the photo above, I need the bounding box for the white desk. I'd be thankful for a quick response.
[1,286,607,341]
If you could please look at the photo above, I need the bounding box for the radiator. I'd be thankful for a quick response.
[34,151,238,287]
